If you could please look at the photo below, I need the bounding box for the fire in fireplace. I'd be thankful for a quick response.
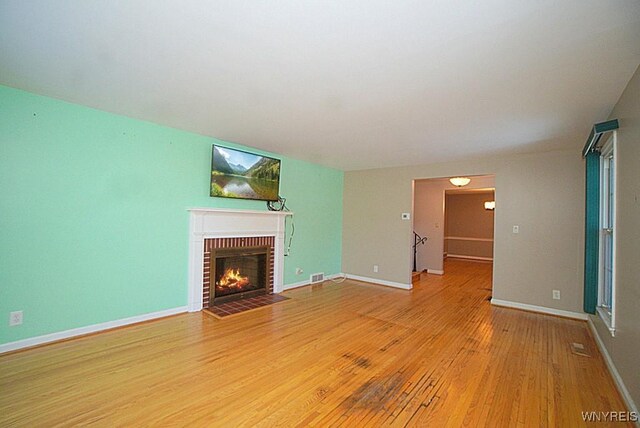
[217,268,250,290]
[211,246,269,305]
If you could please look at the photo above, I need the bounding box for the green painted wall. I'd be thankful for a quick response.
[0,85,343,345]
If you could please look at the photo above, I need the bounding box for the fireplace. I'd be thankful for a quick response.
[202,236,276,308]
[188,209,291,312]
[211,246,269,305]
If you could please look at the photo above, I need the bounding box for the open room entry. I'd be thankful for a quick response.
[444,188,495,262]
[412,175,495,281]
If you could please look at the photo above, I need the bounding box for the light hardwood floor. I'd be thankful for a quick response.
[0,259,631,427]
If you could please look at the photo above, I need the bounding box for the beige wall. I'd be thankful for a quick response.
[590,66,640,411]
[445,191,495,259]
[343,149,585,312]
[413,177,494,272]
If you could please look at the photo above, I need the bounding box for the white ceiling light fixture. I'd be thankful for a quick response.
[484,201,495,210]
[449,177,471,187]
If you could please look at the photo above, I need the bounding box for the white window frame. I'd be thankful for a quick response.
[597,133,616,336]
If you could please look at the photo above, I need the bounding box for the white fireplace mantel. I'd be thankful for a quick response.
[187,208,292,312]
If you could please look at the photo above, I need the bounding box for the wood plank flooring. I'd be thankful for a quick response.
[0,259,631,426]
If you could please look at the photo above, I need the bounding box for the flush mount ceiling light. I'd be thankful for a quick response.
[449,177,471,187]
[484,201,495,210]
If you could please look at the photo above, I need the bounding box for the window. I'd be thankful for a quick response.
[598,134,616,335]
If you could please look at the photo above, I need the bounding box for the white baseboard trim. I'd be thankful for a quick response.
[282,279,309,290]
[446,254,493,261]
[490,299,588,320]
[588,317,639,417]
[345,274,412,290]
[427,269,444,275]
[0,306,188,354]
[282,273,345,291]
[445,236,494,243]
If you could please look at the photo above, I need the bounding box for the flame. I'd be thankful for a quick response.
[216,268,250,289]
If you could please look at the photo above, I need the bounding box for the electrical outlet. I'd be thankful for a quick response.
[512,225,519,234]
[373,265,379,273]
[552,290,561,300]
[295,267,303,275]
[9,311,23,326]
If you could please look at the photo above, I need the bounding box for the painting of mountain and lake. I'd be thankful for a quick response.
[210,145,281,201]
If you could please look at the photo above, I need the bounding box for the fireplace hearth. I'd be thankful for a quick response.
[212,246,269,305]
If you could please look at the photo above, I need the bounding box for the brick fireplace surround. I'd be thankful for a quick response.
[203,236,275,307]
[187,208,292,312]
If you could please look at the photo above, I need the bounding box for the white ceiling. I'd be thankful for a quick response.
[1,1,639,171]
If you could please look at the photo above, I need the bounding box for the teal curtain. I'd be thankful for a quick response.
[584,151,600,314]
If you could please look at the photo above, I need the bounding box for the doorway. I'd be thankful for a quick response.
[412,175,495,279]
[443,188,495,264]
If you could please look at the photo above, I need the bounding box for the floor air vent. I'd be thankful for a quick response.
[310,273,325,283]
[571,342,591,357]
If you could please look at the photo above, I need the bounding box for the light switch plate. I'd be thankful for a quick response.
[401,213,410,220]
